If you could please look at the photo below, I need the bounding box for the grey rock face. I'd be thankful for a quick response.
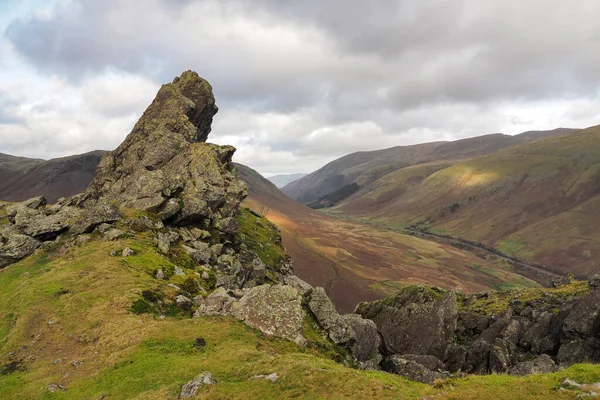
[231,285,306,346]
[176,295,193,311]
[81,71,247,227]
[69,202,122,235]
[342,313,382,368]
[157,231,179,254]
[0,224,41,268]
[508,354,558,376]
[558,338,600,364]
[104,229,126,241]
[562,289,600,340]
[307,287,355,345]
[356,285,457,360]
[193,287,235,316]
[179,372,215,399]
[282,275,313,296]
[382,356,447,384]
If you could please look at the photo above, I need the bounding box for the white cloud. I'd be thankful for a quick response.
[1,0,600,174]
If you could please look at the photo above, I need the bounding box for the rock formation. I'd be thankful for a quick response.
[355,279,600,382]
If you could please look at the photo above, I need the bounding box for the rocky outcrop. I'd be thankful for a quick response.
[356,285,457,360]
[307,287,355,345]
[231,285,306,346]
[0,71,247,270]
[0,224,41,268]
[355,280,600,381]
[80,71,246,228]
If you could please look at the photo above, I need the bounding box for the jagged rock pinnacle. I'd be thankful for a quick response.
[79,70,247,224]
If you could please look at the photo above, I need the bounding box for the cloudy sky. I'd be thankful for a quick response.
[1,0,600,175]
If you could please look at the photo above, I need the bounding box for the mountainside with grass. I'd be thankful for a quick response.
[0,151,106,203]
[282,128,572,207]
[336,126,600,278]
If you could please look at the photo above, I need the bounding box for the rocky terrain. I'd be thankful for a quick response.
[1,71,600,399]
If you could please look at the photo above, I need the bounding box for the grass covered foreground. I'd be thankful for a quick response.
[1,234,600,399]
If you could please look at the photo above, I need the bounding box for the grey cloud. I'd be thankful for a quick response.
[3,0,600,175]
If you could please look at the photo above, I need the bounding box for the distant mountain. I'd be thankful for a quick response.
[0,150,106,203]
[282,128,573,207]
[267,173,307,188]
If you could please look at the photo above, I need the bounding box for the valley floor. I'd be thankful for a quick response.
[244,197,540,313]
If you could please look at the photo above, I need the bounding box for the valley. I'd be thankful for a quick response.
[239,165,541,313]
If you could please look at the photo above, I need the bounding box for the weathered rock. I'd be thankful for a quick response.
[398,354,446,372]
[558,338,600,364]
[250,373,279,383]
[122,247,134,257]
[489,339,510,373]
[158,198,181,221]
[201,271,210,280]
[356,285,457,360]
[231,285,306,346]
[307,287,355,345]
[70,202,122,235]
[176,295,193,311]
[193,287,235,316]
[382,356,447,384]
[179,372,215,399]
[563,289,600,340]
[81,71,247,226]
[508,354,558,376]
[183,242,211,264]
[0,225,41,268]
[174,266,185,276]
[561,378,583,390]
[104,229,126,241]
[155,269,165,279]
[445,344,467,373]
[342,314,382,368]
[46,383,66,393]
[463,339,490,374]
[157,231,179,254]
[283,274,313,296]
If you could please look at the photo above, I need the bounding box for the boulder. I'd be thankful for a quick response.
[69,202,122,235]
[382,356,447,384]
[508,354,558,376]
[157,231,179,254]
[562,289,600,340]
[176,295,193,311]
[231,285,306,346]
[463,339,490,374]
[0,225,41,268]
[193,287,235,316]
[122,247,134,257]
[283,275,313,296]
[104,229,126,241]
[179,372,215,399]
[356,285,457,360]
[307,287,355,345]
[558,338,600,364]
[444,344,467,373]
[342,314,382,368]
[489,339,511,373]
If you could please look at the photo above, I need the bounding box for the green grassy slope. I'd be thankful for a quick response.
[1,231,600,399]
[338,125,600,277]
[282,129,571,206]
